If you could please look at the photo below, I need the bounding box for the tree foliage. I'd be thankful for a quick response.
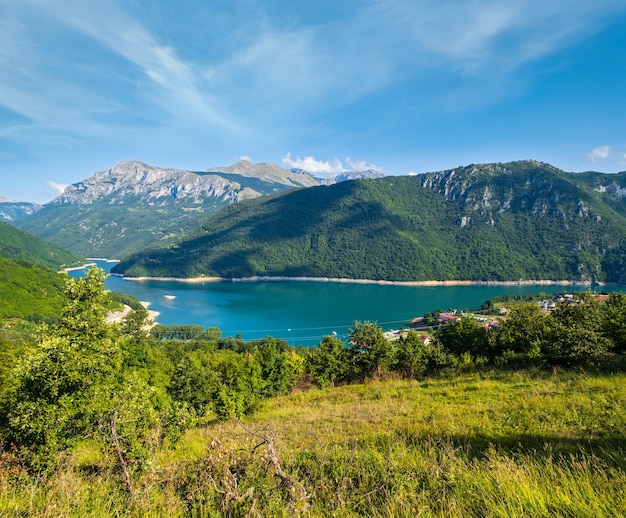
[1,264,626,490]
[306,335,347,388]
[1,268,123,465]
[603,292,626,354]
[348,321,393,379]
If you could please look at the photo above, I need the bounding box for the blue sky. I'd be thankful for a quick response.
[1,0,626,203]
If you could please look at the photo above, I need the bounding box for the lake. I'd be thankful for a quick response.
[71,260,623,346]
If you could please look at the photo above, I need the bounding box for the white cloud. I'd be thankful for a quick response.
[346,158,381,172]
[239,155,252,162]
[584,145,611,162]
[282,153,344,175]
[45,181,69,198]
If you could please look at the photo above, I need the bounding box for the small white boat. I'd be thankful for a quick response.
[163,294,176,300]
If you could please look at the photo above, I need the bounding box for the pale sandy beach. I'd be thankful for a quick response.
[105,301,159,328]
[140,301,160,327]
[62,262,97,273]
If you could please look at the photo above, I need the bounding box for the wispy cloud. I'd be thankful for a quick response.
[363,0,624,73]
[33,0,243,132]
[45,181,69,198]
[3,0,623,136]
[584,145,611,162]
[0,0,248,148]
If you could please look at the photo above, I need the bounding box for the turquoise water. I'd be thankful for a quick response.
[72,261,623,346]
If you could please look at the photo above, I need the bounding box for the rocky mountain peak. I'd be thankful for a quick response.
[48,159,327,208]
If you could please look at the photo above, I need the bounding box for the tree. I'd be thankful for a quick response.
[496,303,550,365]
[211,350,264,419]
[106,372,161,492]
[544,294,611,365]
[603,292,626,354]
[0,267,181,483]
[168,351,220,416]
[394,330,454,378]
[253,338,290,397]
[348,321,392,379]
[56,267,113,344]
[307,335,347,388]
[436,317,493,361]
[1,267,123,465]
[394,330,428,379]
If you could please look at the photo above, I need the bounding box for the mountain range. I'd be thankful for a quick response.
[15,159,382,258]
[6,158,626,284]
[110,160,626,284]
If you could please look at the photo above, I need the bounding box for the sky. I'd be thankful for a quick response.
[1,0,626,203]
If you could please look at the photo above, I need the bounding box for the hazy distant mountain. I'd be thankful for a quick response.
[16,159,365,259]
[289,168,385,184]
[112,160,626,284]
[0,200,43,222]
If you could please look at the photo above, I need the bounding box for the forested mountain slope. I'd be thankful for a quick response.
[0,221,83,270]
[0,256,67,320]
[112,160,626,283]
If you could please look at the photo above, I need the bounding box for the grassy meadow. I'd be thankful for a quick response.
[1,368,625,517]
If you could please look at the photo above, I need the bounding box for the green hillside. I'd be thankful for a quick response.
[0,256,67,320]
[0,221,84,270]
[112,161,626,283]
[2,370,625,516]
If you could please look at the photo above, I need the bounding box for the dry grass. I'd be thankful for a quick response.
[2,369,625,516]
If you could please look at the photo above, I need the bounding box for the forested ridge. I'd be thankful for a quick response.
[112,161,626,282]
[0,257,68,321]
[0,221,83,270]
[0,220,87,323]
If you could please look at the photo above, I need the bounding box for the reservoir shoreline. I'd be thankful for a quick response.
[89,258,619,287]
[116,273,609,287]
